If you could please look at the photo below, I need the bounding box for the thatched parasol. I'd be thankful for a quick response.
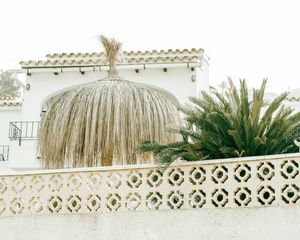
[38,35,181,169]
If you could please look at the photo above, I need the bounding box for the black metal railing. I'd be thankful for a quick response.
[0,145,9,161]
[9,121,40,144]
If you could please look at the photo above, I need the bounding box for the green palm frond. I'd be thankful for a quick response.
[138,78,300,162]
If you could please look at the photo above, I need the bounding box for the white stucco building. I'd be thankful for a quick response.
[1,49,300,240]
[0,48,209,171]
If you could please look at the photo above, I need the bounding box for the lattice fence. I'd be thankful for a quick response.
[0,154,299,216]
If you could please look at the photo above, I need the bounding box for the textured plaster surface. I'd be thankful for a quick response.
[0,206,299,240]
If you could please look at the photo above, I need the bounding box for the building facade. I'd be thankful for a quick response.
[0,48,210,171]
[1,50,300,240]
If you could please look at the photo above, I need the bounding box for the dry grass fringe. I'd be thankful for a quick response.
[38,78,181,169]
[38,35,181,169]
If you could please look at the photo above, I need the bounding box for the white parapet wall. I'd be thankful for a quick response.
[0,153,300,240]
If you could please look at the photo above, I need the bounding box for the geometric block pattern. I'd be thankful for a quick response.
[0,155,299,217]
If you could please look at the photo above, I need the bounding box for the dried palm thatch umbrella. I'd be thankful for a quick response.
[38,35,182,169]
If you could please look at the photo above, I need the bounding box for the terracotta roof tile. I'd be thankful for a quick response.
[0,97,22,107]
[20,48,206,68]
[286,97,300,102]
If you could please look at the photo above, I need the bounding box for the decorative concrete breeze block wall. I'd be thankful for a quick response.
[0,153,300,240]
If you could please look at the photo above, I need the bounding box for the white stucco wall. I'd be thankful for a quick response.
[0,206,299,240]
[0,64,209,171]
[0,161,13,172]
[0,153,299,239]
[8,140,40,170]
[0,107,22,170]
[22,66,208,120]
[196,59,209,97]
[0,107,22,145]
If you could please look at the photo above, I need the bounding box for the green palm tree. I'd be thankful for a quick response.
[138,79,300,163]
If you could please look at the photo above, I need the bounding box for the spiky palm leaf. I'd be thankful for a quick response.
[138,79,300,163]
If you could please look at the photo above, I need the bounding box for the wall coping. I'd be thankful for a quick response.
[1,152,299,176]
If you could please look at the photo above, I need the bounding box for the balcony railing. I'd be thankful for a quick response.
[0,145,9,161]
[0,153,299,217]
[9,121,40,143]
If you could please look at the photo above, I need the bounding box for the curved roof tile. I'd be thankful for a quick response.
[21,48,205,68]
[0,97,22,107]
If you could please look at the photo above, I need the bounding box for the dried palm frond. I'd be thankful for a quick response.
[99,35,121,76]
[38,36,182,169]
[38,80,181,168]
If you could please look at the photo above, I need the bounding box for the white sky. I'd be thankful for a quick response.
[0,0,299,93]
